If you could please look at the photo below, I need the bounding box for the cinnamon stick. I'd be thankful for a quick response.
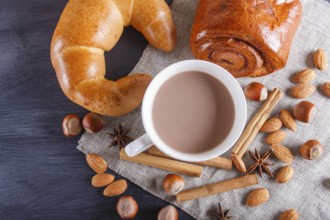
[232,88,283,158]
[147,146,232,170]
[176,174,258,203]
[120,149,203,177]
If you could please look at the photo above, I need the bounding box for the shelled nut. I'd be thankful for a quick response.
[279,110,297,132]
[291,68,316,84]
[260,117,282,133]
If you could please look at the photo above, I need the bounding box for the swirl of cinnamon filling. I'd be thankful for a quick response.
[196,37,264,77]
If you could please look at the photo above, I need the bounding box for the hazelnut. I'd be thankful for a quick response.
[62,114,83,137]
[244,82,268,101]
[163,174,185,195]
[116,195,138,219]
[82,113,105,133]
[293,101,315,123]
[299,140,323,160]
[322,82,330,98]
[157,205,178,220]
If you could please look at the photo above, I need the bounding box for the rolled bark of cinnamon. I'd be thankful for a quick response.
[147,146,232,170]
[120,149,203,177]
[190,0,302,77]
[232,88,283,158]
[176,174,258,203]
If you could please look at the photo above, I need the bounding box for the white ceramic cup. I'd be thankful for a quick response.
[125,60,247,162]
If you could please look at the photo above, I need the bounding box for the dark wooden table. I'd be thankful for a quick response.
[0,0,194,219]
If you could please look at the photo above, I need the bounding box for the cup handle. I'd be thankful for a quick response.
[124,133,153,157]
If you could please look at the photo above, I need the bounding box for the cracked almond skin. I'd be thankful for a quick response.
[86,154,108,173]
[279,109,297,131]
[292,68,316,84]
[291,84,315,99]
[276,166,294,183]
[271,144,294,164]
[246,188,269,207]
[260,117,282,133]
[266,130,287,144]
[279,209,299,220]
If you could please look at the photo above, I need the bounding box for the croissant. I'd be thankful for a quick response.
[51,0,176,116]
[190,0,302,77]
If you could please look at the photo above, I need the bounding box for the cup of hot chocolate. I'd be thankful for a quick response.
[125,60,247,162]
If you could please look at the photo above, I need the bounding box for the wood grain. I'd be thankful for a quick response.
[0,0,195,219]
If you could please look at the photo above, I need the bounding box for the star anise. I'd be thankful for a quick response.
[247,149,274,177]
[215,202,232,220]
[106,123,133,150]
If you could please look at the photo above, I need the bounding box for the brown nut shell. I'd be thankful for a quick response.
[163,174,185,195]
[157,205,179,220]
[313,48,328,70]
[91,173,115,187]
[322,82,330,98]
[291,84,315,99]
[231,154,247,173]
[244,82,268,101]
[82,112,105,133]
[103,179,127,197]
[62,114,83,137]
[266,130,287,144]
[293,101,315,123]
[271,144,294,164]
[116,195,138,219]
[299,140,323,160]
[292,68,316,84]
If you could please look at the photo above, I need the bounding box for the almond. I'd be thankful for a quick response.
[292,68,316,84]
[86,153,108,173]
[260,117,282,133]
[279,109,297,132]
[103,179,127,197]
[279,209,299,220]
[271,144,294,164]
[276,166,294,183]
[322,82,330,98]
[266,130,286,144]
[313,48,328,70]
[291,84,315,99]
[91,173,115,187]
[246,188,269,207]
[231,154,246,173]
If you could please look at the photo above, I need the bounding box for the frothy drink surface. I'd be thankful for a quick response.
[152,71,235,153]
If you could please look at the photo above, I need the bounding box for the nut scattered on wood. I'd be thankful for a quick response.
[246,188,269,207]
[322,82,330,98]
[291,84,315,99]
[86,153,108,173]
[116,195,138,219]
[279,209,299,220]
[62,114,83,137]
[244,82,268,101]
[266,130,287,144]
[313,48,328,70]
[299,140,323,160]
[91,173,115,187]
[293,101,315,123]
[260,117,283,133]
[231,154,247,173]
[157,205,179,220]
[103,179,128,197]
[292,68,316,84]
[271,144,294,164]
[279,110,297,132]
[163,174,185,195]
[276,166,294,183]
[82,112,105,133]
